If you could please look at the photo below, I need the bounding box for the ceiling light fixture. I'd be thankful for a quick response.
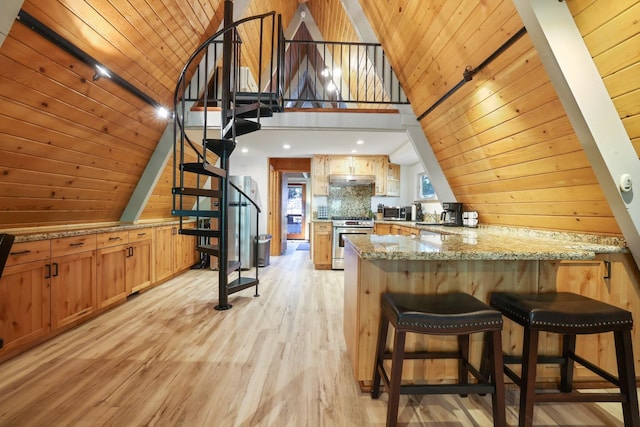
[283,144,291,149]
[241,147,249,153]
[321,68,331,77]
[356,140,364,145]
[93,64,111,81]
[155,106,170,120]
[327,81,336,92]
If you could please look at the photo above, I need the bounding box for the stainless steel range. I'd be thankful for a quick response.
[331,216,374,269]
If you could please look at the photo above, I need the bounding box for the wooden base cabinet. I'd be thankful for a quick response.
[50,235,97,330]
[0,240,51,357]
[312,222,332,269]
[96,231,129,310]
[127,228,152,293]
[154,224,198,283]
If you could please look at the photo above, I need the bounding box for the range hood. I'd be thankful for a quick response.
[329,174,375,185]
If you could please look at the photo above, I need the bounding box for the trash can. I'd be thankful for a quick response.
[257,234,271,267]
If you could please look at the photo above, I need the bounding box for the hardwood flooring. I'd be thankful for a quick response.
[0,243,630,426]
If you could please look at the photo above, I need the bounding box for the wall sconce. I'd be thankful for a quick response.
[93,64,111,81]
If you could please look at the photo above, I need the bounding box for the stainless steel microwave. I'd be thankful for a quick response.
[382,206,411,221]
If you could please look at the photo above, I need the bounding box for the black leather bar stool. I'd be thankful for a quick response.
[371,292,506,427]
[489,291,640,427]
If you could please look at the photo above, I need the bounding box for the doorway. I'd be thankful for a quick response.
[287,183,306,240]
[267,158,311,256]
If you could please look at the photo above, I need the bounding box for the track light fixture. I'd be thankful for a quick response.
[463,65,474,82]
[93,64,111,81]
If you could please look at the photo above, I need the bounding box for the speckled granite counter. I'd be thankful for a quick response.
[346,225,627,261]
[4,220,186,243]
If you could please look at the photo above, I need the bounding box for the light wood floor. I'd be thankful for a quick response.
[0,243,630,426]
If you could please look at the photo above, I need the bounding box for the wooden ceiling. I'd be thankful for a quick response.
[0,0,638,236]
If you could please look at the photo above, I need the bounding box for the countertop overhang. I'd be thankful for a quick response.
[344,225,628,261]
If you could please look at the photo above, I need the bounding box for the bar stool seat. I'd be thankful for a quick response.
[371,292,506,427]
[490,291,640,427]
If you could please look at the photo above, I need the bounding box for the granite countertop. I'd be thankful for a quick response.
[5,220,187,243]
[345,225,628,261]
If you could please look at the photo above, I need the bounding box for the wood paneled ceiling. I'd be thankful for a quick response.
[0,0,637,237]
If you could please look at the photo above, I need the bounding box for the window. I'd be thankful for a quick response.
[417,173,437,200]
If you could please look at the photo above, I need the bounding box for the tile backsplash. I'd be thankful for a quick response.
[328,185,372,218]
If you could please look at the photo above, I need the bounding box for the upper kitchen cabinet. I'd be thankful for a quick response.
[312,155,400,196]
[312,155,329,196]
[386,162,401,197]
[328,156,374,175]
[373,157,388,196]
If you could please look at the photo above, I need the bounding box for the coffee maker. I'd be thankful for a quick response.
[440,202,463,226]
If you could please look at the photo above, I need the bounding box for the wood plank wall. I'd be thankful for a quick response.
[360,0,633,236]
[0,1,224,228]
[566,0,640,158]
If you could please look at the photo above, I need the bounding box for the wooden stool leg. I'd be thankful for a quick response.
[386,329,407,427]
[614,330,640,427]
[560,333,576,393]
[458,334,470,397]
[372,315,390,399]
[489,330,507,427]
[519,328,539,427]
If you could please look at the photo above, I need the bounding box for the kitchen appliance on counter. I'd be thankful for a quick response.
[463,211,479,227]
[411,203,423,221]
[331,216,374,269]
[440,202,463,226]
[382,206,412,221]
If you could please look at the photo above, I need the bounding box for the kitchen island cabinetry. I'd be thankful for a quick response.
[343,230,635,389]
[312,221,332,270]
[0,240,51,356]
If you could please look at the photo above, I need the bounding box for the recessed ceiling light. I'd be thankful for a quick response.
[283,144,290,149]
[241,147,248,153]
[356,140,364,145]
[351,149,357,153]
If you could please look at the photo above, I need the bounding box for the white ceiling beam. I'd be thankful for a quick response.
[0,0,23,48]
[513,0,640,267]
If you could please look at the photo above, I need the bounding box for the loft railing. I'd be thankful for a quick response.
[182,19,408,111]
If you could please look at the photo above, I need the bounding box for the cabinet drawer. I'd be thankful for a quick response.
[6,240,50,266]
[51,235,97,257]
[128,228,152,243]
[314,223,332,232]
[97,231,128,248]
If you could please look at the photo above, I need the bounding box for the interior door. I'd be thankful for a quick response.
[280,172,288,253]
[286,183,306,240]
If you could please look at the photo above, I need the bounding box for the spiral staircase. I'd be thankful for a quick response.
[172,2,281,310]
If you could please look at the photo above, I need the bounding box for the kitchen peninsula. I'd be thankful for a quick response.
[342,226,639,390]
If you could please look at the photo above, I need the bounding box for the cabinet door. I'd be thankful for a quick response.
[313,223,332,267]
[175,225,198,273]
[352,156,373,175]
[96,244,128,309]
[374,223,392,235]
[373,157,387,195]
[312,155,329,196]
[0,260,51,355]
[329,156,352,174]
[50,250,97,330]
[127,237,152,294]
[386,163,401,196]
[154,226,175,283]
